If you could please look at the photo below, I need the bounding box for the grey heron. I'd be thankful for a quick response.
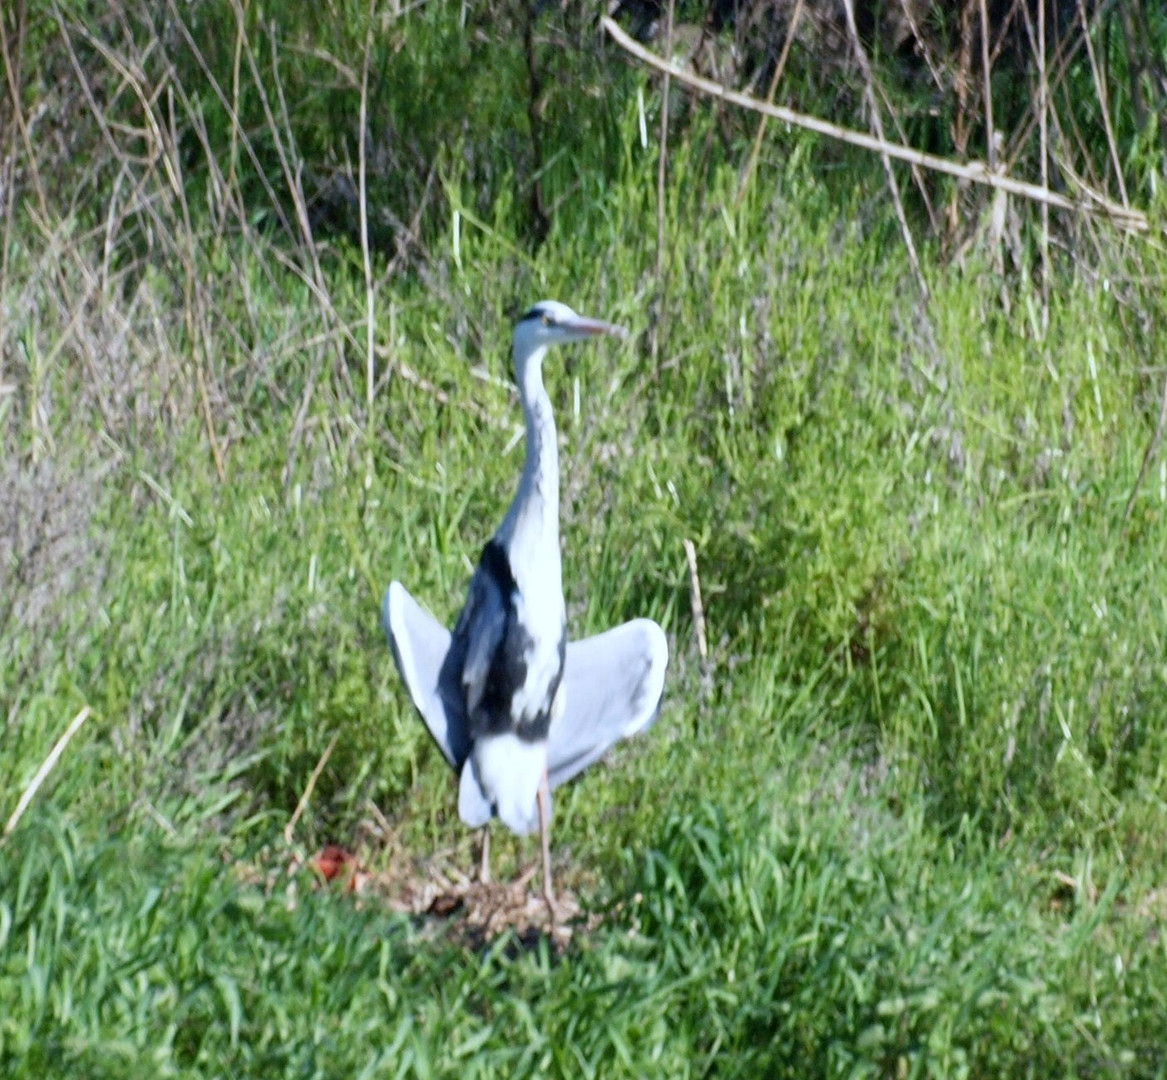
[383,300,668,912]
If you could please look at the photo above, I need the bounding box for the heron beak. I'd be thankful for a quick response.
[564,315,629,341]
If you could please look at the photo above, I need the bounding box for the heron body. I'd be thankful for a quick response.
[452,537,565,835]
[383,300,668,908]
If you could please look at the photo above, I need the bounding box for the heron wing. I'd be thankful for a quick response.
[382,581,471,770]
[547,618,668,790]
[451,560,509,722]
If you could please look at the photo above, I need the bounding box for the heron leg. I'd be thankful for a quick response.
[537,769,555,916]
[479,826,492,884]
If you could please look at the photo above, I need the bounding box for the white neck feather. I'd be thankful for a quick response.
[497,345,562,594]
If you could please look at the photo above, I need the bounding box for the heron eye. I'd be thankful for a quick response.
[541,314,551,327]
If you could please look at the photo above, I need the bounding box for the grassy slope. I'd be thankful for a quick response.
[4,7,1167,1077]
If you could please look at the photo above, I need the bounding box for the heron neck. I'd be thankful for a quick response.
[500,347,560,559]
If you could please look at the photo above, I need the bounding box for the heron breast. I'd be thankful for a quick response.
[473,732,547,836]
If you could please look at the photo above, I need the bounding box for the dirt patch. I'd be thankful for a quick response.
[279,843,605,952]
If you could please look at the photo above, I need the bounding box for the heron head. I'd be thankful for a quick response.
[512,300,627,363]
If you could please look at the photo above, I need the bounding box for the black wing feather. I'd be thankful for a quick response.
[451,540,563,743]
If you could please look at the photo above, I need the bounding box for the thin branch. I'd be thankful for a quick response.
[601,16,1154,236]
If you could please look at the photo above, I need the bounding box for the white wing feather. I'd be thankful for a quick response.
[548,619,668,789]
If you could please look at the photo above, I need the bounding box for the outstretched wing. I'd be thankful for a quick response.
[548,618,668,790]
[381,581,471,770]
[381,578,498,830]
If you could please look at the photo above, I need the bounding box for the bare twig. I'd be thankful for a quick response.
[3,706,93,840]
[841,0,927,300]
[601,17,1153,235]
[284,732,340,845]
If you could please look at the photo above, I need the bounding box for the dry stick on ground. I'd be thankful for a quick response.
[602,17,1154,236]
[841,0,927,300]
[285,733,340,845]
[3,706,93,841]
[735,0,805,208]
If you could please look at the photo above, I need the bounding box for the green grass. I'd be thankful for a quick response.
[4,3,1167,1075]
